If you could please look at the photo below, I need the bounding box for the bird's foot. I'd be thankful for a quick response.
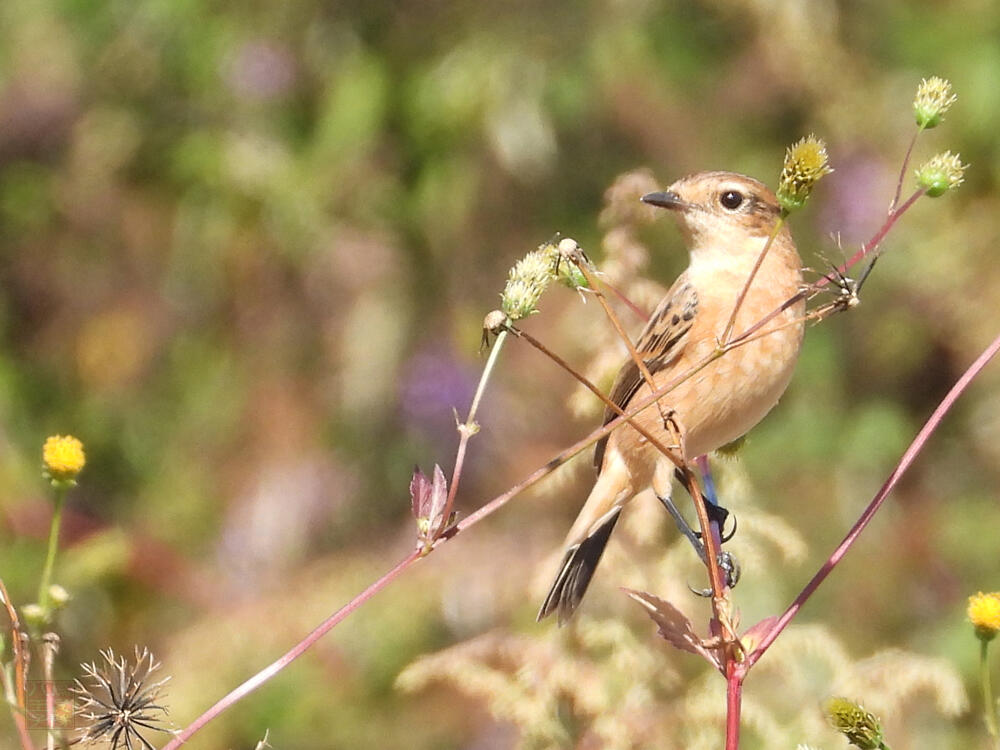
[689,551,741,597]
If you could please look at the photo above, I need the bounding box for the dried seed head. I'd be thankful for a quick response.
[776,135,833,214]
[914,76,957,129]
[72,647,172,750]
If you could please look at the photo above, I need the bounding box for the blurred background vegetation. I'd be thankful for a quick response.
[1,0,999,747]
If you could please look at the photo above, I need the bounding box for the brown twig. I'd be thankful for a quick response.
[732,188,925,347]
[721,218,784,344]
[508,325,682,468]
[0,579,34,750]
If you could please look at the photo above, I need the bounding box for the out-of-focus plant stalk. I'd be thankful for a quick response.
[980,637,999,747]
[441,328,508,546]
[36,486,67,617]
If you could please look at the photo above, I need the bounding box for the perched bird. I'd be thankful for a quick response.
[538,171,805,625]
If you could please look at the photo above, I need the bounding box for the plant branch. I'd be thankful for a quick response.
[731,188,925,348]
[891,129,921,212]
[725,660,744,750]
[721,218,784,344]
[439,328,509,544]
[161,548,423,748]
[0,579,34,750]
[981,638,1000,747]
[36,486,67,616]
[748,328,1000,666]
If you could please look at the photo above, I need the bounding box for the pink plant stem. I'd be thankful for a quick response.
[601,278,651,322]
[748,329,1000,667]
[725,660,744,750]
[162,549,422,749]
[733,188,924,346]
[891,131,921,212]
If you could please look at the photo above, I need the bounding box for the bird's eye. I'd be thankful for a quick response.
[719,190,744,210]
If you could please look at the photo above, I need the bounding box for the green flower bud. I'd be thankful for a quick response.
[914,76,957,129]
[824,697,885,750]
[915,151,967,197]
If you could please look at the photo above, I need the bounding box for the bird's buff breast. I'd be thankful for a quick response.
[615,293,804,485]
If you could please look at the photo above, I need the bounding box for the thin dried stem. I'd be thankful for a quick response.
[0,579,34,750]
[509,326,681,466]
[41,634,58,750]
[440,328,508,544]
[601,277,651,322]
[573,262,662,407]
[891,130,921,212]
[721,218,784,343]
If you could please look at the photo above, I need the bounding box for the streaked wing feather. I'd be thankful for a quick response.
[594,274,698,472]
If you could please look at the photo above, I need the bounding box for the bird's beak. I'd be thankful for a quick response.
[640,190,689,211]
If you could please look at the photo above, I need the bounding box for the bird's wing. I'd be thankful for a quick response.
[594,273,698,472]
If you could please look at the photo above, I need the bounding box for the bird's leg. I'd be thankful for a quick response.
[694,456,737,542]
[653,466,739,593]
[654,488,706,561]
[669,466,740,593]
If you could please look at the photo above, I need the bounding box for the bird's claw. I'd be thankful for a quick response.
[688,551,740,597]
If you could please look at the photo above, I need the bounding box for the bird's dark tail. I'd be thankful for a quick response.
[537,507,622,625]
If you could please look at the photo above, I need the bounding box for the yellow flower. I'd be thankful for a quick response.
[776,135,833,214]
[968,591,1000,640]
[43,435,86,483]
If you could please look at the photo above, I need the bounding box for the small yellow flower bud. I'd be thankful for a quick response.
[915,151,967,197]
[42,435,86,485]
[914,76,957,129]
[776,135,833,215]
[968,591,1000,641]
[823,697,885,750]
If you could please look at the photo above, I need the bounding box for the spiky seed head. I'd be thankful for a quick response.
[823,697,885,750]
[914,76,957,129]
[915,151,967,197]
[776,135,833,214]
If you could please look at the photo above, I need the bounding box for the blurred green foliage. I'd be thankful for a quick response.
[1,0,999,747]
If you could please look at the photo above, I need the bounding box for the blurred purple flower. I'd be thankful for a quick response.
[817,152,895,245]
[225,40,296,101]
[398,346,478,435]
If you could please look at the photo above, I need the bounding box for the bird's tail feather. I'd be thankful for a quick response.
[536,506,622,625]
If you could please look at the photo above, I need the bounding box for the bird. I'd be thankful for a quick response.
[538,171,805,625]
